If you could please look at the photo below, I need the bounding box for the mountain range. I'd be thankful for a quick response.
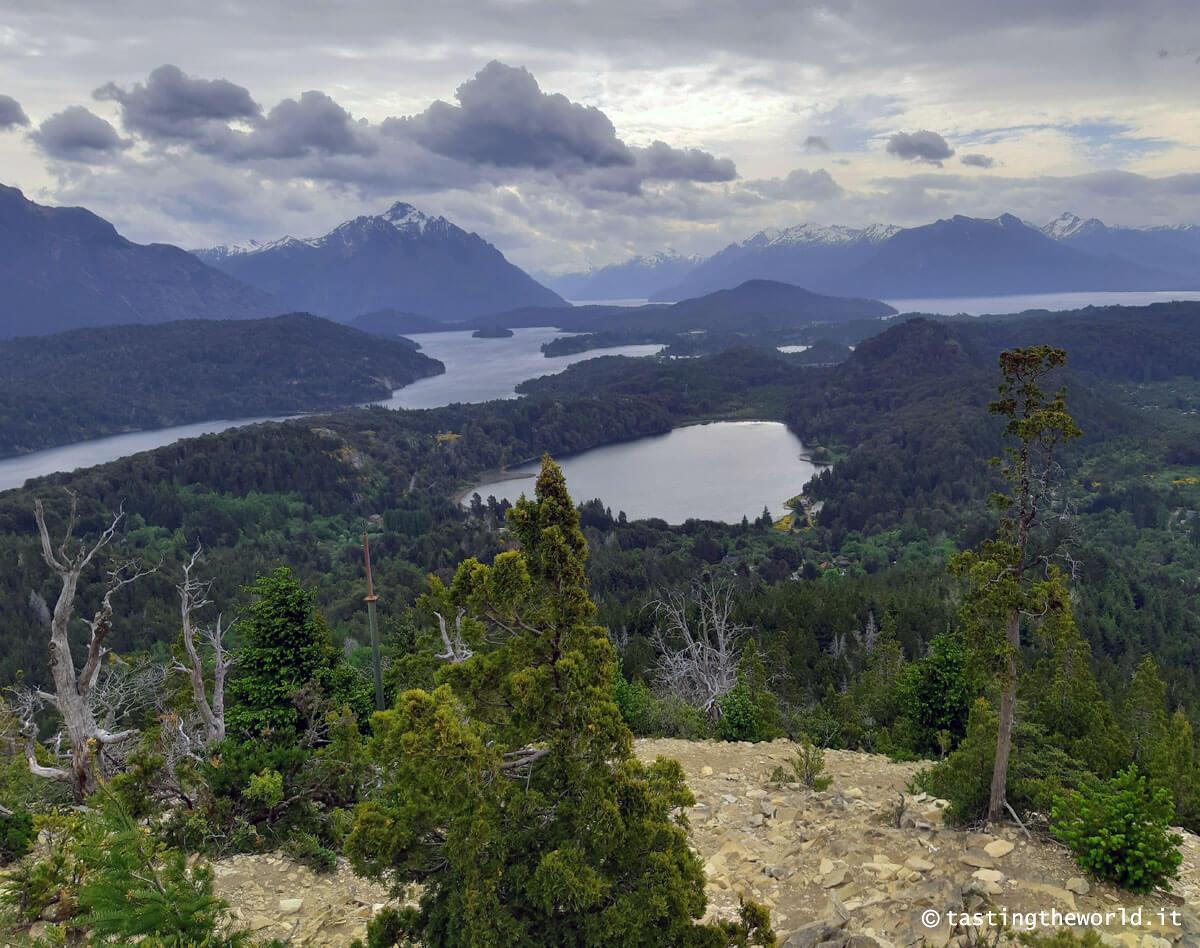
[597,213,1199,302]
[194,203,566,320]
[541,251,700,301]
[0,184,275,338]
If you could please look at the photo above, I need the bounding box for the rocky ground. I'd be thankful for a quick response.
[209,738,1200,946]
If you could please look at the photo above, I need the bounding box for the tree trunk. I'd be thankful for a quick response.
[988,608,1020,823]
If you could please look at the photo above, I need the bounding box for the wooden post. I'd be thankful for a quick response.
[363,531,384,711]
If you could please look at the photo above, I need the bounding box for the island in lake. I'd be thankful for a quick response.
[472,326,515,338]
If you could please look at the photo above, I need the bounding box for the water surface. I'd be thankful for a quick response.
[380,327,662,409]
[0,328,662,491]
[884,289,1200,316]
[466,421,820,524]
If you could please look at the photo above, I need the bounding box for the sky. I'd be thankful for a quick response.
[1,0,1199,273]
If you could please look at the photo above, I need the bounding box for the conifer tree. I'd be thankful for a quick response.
[1025,590,1126,776]
[348,457,774,947]
[952,346,1080,824]
[225,567,371,741]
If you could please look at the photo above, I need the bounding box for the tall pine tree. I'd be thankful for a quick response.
[348,457,773,947]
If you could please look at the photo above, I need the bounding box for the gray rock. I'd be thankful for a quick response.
[783,916,849,948]
[959,849,995,869]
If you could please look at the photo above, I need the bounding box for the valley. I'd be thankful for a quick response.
[4,69,1200,944]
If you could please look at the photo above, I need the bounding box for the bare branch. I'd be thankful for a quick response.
[434,608,473,663]
[649,575,747,715]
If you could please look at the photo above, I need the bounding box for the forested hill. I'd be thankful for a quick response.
[475,279,896,333]
[1,303,1199,705]
[955,300,1200,383]
[0,313,444,457]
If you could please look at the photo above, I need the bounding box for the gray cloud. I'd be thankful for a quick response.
[393,61,633,171]
[960,153,996,168]
[30,106,130,162]
[229,91,374,160]
[0,94,29,129]
[744,168,841,201]
[886,130,955,166]
[802,135,831,152]
[632,140,735,182]
[95,64,259,141]
[67,60,735,198]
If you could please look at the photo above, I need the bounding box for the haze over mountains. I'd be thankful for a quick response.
[542,251,700,301]
[194,202,566,320]
[4,180,1200,343]
[0,184,275,338]
[556,213,1200,303]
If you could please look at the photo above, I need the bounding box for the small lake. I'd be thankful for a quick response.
[884,289,1200,316]
[466,421,821,524]
[0,328,662,492]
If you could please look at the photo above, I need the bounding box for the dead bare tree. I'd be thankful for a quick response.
[30,492,155,801]
[173,544,234,745]
[434,607,473,663]
[649,575,748,716]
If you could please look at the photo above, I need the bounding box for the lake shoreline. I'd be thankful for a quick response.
[461,420,828,524]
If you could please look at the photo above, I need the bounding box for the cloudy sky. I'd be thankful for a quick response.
[1,0,1199,273]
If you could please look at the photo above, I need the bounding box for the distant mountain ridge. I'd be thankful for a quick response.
[601,212,1200,302]
[0,184,276,338]
[543,250,700,301]
[650,223,898,301]
[194,202,566,321]
[838,213,1181,298]
[1039,211,1200,282]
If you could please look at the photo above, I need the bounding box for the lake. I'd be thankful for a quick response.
[884,289,1200,316]
[466,421,821,524]
[0,328,663,492]
[379,327,662,409]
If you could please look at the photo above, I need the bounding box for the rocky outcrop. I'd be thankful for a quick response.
[633,738,1199,947]
[207,738,1200,945]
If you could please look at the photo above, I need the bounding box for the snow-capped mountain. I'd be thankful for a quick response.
[194,202,565,320]
[840,213,1180,298]
[1040,212,1200,282]
[651,222,898,301]
[1041,212,1096,241]
[651,212,1195,302]
[542,249,700,300]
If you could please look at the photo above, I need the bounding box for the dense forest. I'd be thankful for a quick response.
[3,302,1200,944]
[0,313,443,456]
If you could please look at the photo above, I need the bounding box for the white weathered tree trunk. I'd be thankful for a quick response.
[31,493,151,801]
[175,544,232,745]
[650,576,747,716]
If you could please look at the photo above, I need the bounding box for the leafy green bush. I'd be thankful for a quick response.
[0,808,34,866]
[717,682,768,742]
[613,674,655,735]
[1,803,252,946]
[284,831,338,873]
[0,813,78,924]
[649,694,710,739]
[892,632,972,756]
[918,699,1096,826]
[1017,932,1104,947]
[1051,766,1183,893]
[768,743,832,791]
